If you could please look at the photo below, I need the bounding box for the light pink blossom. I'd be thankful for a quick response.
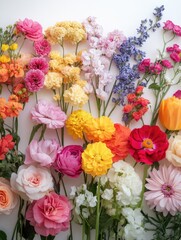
[26,192,71,236]
[25,139,62,166]
[144,165,181,216]
[33,39,51,56]
[31,100,67,129]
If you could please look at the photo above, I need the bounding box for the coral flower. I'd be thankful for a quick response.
[128,125,168,164]
[82,142,113,177]
[144,165,181,216]
[0,135,15,160]
[159,92,181,130]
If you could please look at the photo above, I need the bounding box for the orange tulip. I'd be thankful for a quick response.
[158,96,181,130]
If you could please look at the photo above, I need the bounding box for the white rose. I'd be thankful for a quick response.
[166,135,181,167]
[10,165,54,201]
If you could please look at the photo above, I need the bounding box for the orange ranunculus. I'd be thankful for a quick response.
[158,96,181,130]
[104,123,131,162]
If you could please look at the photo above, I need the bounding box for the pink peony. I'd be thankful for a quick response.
[26,192,71,236]
[28,57,49,74]
[25,69,45,92]
[16,18,43,41]
[54,145,83,177]
[144,165,181,216]
[25,139,62,166]
[33,38,51,56]
[163,20,174,31]
[31,100,67,129]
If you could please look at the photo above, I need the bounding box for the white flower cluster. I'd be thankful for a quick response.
[69,184,97,223]
[99,161,142,217]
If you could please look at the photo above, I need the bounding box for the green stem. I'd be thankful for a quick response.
[95,178,101,240]
[35,92,38,103]
[138,165,149,208]
[82,220,86,240]
[55,129,61,145]
[61,127,64,146]
[75,43,79,55]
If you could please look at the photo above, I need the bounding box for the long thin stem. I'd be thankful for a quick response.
[95,178,101,240]
[138,165,149,208]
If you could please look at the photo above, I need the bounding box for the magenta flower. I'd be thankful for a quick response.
[25,139,62,167]
[16,18,43,41]
[33,39,51,56]
[31,100,67,129]
[173,25,181,36]
[160,59,173,69]
[170,52,181,62]
[25,69,45,92]
[28,57,49,74]
[26,192,71,236]
[144,165,181,216]
[54,145,83,178]
[163,20,174,31]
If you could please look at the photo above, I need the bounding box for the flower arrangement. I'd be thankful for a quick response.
[0,5,181,240]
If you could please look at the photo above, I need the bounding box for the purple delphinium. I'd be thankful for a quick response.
[113,5,165,105]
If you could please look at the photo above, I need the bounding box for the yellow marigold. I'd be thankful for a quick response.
[64,84,88,107]
[0,55,10,63]
[44,72,63,89]
[82,142,113,177]
[1,44,9,52]
[66,110,93,139]
[84,116,115,142]
[9,43,18,51]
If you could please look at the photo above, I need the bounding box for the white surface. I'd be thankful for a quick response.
[0,0,181,239]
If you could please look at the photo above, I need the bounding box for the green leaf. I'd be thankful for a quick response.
[148,83,161,90]
[40,235,55,240]
[0,230,7,240]
[28,124,42,144]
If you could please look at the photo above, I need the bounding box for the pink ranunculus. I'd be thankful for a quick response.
[31,100,67,129]
[163,20,174,31]
[54,145,83,177]
[28,57,49,74]
[33,38,51,56]
[160,59,173,69]
[16,18,43,41]
[173,25,181,36]
[25,139,62,166]
[25,69,45,92]
[26,192,71,236]
[170,52,181,62]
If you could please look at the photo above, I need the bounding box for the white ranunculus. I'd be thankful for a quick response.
[166,135,181,167]
[10,165,54,201]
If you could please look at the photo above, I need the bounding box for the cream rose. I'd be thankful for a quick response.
[0,177,18,215]
[166,135,181,167]
[10,165,54,201]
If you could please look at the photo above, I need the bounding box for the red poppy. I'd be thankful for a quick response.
[128,125,168,165]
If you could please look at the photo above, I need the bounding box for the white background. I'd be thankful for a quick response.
[0,0,181,239]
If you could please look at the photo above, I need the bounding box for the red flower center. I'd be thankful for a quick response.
[161,183,174,197]
[142,138,153,149]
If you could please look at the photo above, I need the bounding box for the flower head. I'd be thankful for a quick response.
[28,57,49,74]
[144,165,181,216]
[82,142,113,177]
[166,135,181,167]
[33,38,51,56]
[25,69,45,92]
[129,125,168,164]
[0,134,15,160]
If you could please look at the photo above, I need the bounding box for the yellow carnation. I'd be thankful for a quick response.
[61,66,80,83]
[44,72,63,89]
[82,142,113,177]
[1,44,9,52]
[9,43,18,51]
[63,84,88,107]
[66,110,93,139]
[0,55,10,63]
[49,51,63,61]
[63,54,77,65]
[84,116,115,142]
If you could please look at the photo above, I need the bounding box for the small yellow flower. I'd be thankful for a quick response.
[9,43,18,51]
[66,110,93,139]
[84,116,115,142]
[0,55,10,63]
[1,44,9,52]
[82,142,113,177]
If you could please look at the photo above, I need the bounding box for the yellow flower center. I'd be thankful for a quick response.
[142,138,153,149]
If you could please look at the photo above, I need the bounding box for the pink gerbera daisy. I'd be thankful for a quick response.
[144,165,181,216]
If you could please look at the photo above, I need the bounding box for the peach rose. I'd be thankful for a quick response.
[0,177,18,215]
[166,135,181,167]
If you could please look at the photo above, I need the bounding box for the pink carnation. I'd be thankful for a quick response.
[163,20,174,31]
[29,57,49,74]
[31,100,67,129]
[16,18,43,41]
[34,39,51,56]
[25,139,61,166]
[25,69,45,92]
[54,145,83,178]
[26,192,71,236]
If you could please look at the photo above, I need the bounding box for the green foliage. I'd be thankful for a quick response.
[0,230,7,240]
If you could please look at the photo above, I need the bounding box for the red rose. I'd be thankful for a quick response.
[128,125,168,165]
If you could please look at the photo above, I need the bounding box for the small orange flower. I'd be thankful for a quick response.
[0,98,8,119]
[6,101,23,117]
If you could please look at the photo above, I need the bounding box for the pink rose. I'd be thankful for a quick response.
[10,165,54,201]
[173,25,181,36]
[163,20,174,31]
[31,100,67,129]
[54,145,83,178]
[25,139,62,166]
[160,59,173,69]
[26,192,71,236]
[33,39,51,56]
[16,18,43,41]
